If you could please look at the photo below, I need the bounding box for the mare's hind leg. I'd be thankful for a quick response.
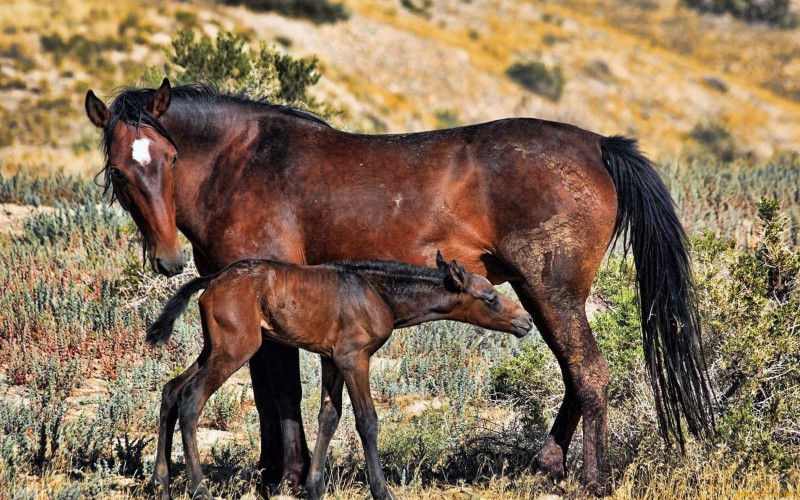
[509,280,611,496]
[500,212,615,496]
[306,357,345,500]
[152,357,203,499]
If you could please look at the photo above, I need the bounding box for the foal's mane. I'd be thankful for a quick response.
[97,83,329,195]
[326,259,448,296]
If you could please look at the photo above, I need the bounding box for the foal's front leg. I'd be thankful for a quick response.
[306,357,345,500]
[338,352,396,500]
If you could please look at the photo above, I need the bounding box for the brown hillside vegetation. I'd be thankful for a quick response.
[1,0,800,172]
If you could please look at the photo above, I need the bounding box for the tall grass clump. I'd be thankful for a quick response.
[0,168,103,206]
[0,174,203,496]
[664,155,800,246]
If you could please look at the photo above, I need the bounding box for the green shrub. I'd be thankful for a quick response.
[219,0,349,24]
[688,120,739,162]
[164,30,321,106]
[490,342,557,432]
[433,109,461,129]
[205,385,245,431]
[40,32,130,67]
[400,0,433,18]
[506,61,565,101]
[683,0,796,27]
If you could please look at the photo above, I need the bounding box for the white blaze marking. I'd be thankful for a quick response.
[131,138,152,165]
[393,194,403,214]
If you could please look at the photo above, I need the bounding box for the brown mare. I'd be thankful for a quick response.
[145,253,533,499]
[85,78,714,495]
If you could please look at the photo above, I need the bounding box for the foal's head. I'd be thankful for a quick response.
[436,252,533,338]
[85,78,188,276]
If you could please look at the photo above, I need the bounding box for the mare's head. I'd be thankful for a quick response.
[85,78,189,276]
[436,252,533,338]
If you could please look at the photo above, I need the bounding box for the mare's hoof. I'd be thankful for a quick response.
[271,472,303,496]
[535,437,566,481]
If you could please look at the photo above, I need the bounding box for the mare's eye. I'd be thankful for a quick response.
[110,167,126,183]
[171,154,178,165]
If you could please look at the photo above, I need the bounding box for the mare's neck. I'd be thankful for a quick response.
[162,102,257,249]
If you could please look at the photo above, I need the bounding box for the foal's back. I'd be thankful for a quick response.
[199,260,393,357]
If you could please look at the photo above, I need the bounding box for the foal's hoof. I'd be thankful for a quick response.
[149,479,171,500]
[571,481,612,499]
[371,484,397,500]
[535,437,566,481]
[189,483,212,500]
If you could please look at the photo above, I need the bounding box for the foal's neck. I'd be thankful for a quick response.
[341,264,461,328]
[380,286,461,329]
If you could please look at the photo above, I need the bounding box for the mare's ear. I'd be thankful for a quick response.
[435,250,448,270]
[85,90,110,128]
[145,78,171,118]
[445,259,467,292]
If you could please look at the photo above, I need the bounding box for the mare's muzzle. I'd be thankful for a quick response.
[153,247,190,277]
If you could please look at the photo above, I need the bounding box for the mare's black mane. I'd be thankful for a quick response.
[97,83,329,195]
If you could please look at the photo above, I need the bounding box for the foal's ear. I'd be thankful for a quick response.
[145,78,171,118]
[444,259,467,292]
[85,90,110,128]
[435,250,448,270]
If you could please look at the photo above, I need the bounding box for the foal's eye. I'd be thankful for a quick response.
[484,293,499,305]
[171,154,178,166]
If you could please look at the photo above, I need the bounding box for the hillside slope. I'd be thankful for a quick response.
[0,0,798,172]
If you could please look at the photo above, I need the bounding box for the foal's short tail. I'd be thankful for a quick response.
[146,274,215,346]
[600,136,715,449]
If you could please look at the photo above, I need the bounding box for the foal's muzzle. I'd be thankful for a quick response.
[511,313,534,338]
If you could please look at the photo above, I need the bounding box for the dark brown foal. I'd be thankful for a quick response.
[147,253,532,499]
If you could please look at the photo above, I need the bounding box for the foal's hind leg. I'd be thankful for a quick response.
[177,296,262,499]
[306,357,345,500]
[337,351,396,500]
[152,357,203,499]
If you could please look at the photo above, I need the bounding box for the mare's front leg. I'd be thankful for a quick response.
[306,357,345,500]
[253,340,310,493]
[249,341,285,489]
[338,352,396,500]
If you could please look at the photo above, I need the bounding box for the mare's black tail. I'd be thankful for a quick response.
[600,135,715,449]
